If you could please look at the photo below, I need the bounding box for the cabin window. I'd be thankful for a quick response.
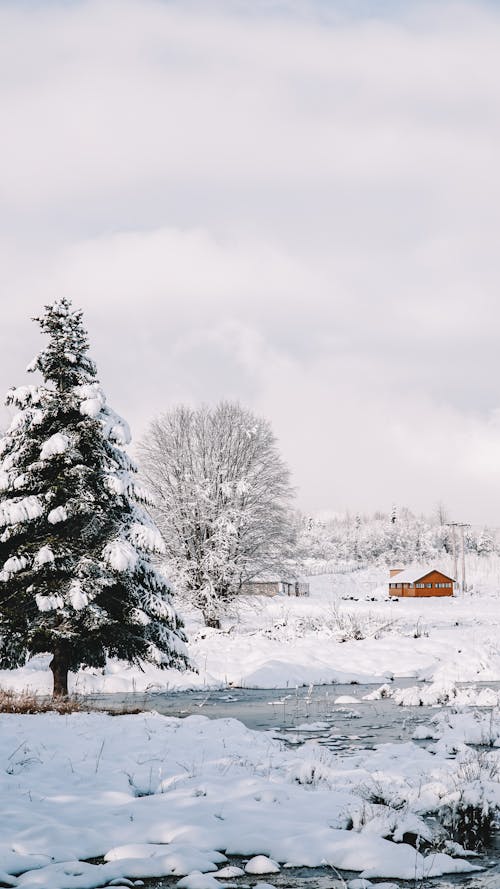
[416,583,424,588]
[425,583,432,588]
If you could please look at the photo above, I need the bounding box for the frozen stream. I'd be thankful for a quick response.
[85,679,500,753]
[83,682,500,887]
[87,680,443,751]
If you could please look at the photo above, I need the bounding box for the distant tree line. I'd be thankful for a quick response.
[296,507,496,568]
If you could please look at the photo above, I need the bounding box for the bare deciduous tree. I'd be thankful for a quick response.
[139,402,295,627]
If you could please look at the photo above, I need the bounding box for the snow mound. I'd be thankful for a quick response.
[245,856,280,874]
[216,866,245,878]
[366,681,500,708]
[177,873,225,889]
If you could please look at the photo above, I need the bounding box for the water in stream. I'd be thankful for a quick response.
[84,682,500,887]
[86,680,438,748]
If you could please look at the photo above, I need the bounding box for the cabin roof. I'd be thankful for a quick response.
[247,576,296,584]
[388,566,455,584]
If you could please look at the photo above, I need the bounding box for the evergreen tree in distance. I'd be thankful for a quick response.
[0,299,188,696]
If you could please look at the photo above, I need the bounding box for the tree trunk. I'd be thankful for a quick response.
[50,647,69,697]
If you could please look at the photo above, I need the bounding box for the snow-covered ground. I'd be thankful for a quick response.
[0,708,491,887]
[2,556,500,694]
[3,557,500,887]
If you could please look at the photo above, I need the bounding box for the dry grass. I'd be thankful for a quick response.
[0,688,144,715]
[0,688,85,714]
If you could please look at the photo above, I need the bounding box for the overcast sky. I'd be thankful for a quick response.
[1,0,500,523]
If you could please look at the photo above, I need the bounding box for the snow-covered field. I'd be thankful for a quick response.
[1,706,494,888]
[3,558,500,886]
[2,557,500,694]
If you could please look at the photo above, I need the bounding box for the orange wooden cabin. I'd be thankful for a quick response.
[388,567,455,597]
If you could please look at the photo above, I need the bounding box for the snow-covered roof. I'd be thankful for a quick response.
[247,576,297,584]
[388,566,455,584]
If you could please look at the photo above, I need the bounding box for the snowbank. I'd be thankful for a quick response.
[0,711,481,888]
[365,681,500,707]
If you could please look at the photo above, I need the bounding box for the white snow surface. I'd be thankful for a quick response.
[4,559,500,693]
[9,384,41,408]
[69,579,89,611]
[33,545,55,568]
[0,711,481,887]
[74,382,131,447]
[244,856,280,874]
[1,555,29,576]
[215,866,245,878]
[0,495,44,528]
[103,539,139,572]
[48,506,68,524]
[104,473,130,496]
[35,593,64,613]
[129,520,165,554]
[2,561,500,885]
[75,382,106,418]
[39,432,69,460]
[366,680,500,708]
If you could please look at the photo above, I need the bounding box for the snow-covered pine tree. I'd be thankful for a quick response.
[0,299,188,696]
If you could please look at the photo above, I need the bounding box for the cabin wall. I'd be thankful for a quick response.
[240,581,310,597]
[389,570,454,598]
[240,582,281,597]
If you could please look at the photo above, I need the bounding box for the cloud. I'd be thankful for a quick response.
[1,0,500,522]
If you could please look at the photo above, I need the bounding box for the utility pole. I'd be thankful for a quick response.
[459,523,470,593]
[445,522,470,593]
[451,523,458,585]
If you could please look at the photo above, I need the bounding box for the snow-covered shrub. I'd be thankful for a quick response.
[288,747,336,788]
[258,607,397,644]
[438,794,495,850]
[357,778,406,811]
[413,617,429,639]
[352,801,432,849]
[328,604,397,642]
[437,750,500,850]
[431,708,500,746]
